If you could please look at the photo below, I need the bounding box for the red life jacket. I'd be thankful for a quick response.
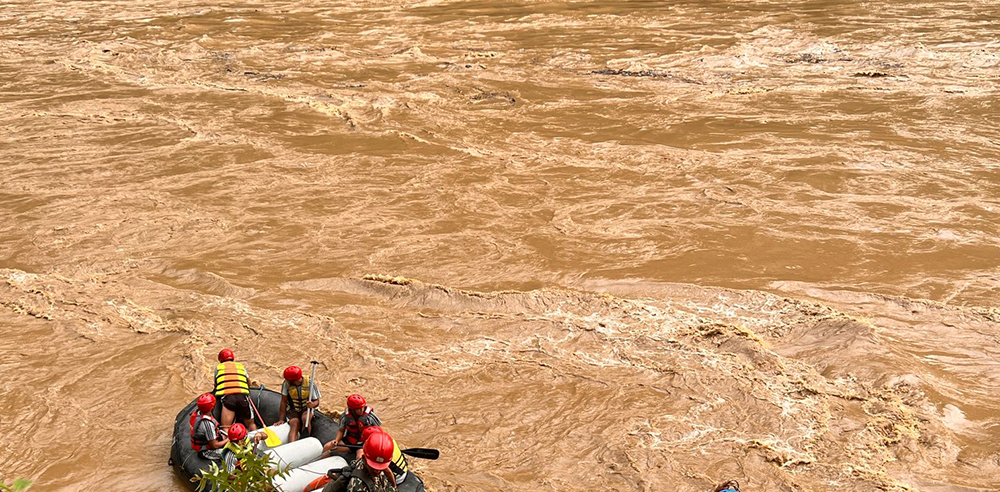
[343,407,378,444]
[190,412,220,452]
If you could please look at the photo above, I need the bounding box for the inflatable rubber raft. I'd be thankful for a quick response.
[171,388,427,492]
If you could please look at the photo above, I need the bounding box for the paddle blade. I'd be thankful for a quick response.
[401,448,439,460]
[264,427,282,447]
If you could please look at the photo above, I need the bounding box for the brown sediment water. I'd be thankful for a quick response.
[1,1,998,491]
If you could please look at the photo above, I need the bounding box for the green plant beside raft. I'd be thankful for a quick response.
[0,479,31,492]
[193,444,289,492]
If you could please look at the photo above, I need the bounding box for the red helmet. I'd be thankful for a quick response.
[362,432,394,470]
[196,393,216,413]
[218,349,235,362]
[228,423,247,441]
[283,366,303,381]
[347,394,366,410]
[361,426,383,442]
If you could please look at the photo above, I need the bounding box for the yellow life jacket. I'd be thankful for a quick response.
[389,436,408,476]
[287,375,313,412]
[214,362,250,396]
[224,440,247,454]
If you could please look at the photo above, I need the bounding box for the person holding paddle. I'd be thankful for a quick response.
[357,427,408,486]
[279,365,322,443]
[319,431,398,492]
[307,426,408,491]
[311,428,439,491]
[348,432,398,492]
[323,394,382,457]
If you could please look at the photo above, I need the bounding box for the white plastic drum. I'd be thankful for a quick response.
[272,456,349,492]
[248,423,292,452]
[264,437,324,471]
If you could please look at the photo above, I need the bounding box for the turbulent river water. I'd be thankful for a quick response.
[1,1,999,491]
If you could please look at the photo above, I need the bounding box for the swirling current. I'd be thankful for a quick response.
[1,1,998,491]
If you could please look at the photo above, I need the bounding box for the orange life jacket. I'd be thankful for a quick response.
[213,362,250,396]
[343,407,379,444]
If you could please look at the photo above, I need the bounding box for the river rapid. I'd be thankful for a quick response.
[1,1,998,491]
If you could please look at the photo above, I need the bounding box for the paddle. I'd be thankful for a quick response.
[246,389,267,430]
[244,390,283,447]
[304,360,319,435]
[341,443,440,460]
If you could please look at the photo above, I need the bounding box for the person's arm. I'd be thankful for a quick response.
[335,411,351,445]
[278,394,289,423]
[207,435,230,450]
[252,432,267,452]
[384,468,397,490]
[200,420,230,450]
[332,426,345,448]
[308,383,321,409]
[277,380,290,423]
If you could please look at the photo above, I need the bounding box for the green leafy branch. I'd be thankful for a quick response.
[0,479,31,492]
[192,444,290,492]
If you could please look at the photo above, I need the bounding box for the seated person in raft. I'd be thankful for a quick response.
[221,423,269,474]
[322,393,382,457]
[278,365,322,442]
[190,393,229,460]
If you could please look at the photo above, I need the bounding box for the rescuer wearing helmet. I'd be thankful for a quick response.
[190,393,229,460]
[319,431,397,492]
[322,394,382,457]
[347,431,398,492]
[278,365,322,443]
[306,426,407,492]
[356,427,408,486]
[213,348,258,432]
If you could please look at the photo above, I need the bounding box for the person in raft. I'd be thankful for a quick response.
[357,427,408,486]
[190,393,229,460]
[213,348,258,432]
[318,431,397,492]
[278,365,322,442]
[304,426,407,492]
[221,423,268,474]
[322,394,382,457]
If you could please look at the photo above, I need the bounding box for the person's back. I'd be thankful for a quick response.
[213,348,257,432]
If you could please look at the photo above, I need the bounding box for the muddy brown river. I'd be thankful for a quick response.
[1,1,998,491]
